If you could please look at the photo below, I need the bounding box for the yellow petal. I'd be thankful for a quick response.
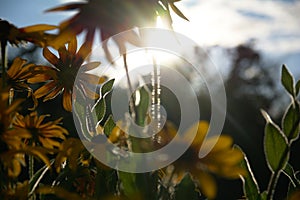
[77,41,92,60]
[26,147,51,168]
[81,73,104,85]
[43,47,59,66]
[8,159,21,177]
[211,148,244,165]
[42,129,67,140]
[63,90,72,111]
[43,86,62,101]
[20,24,57,32]
[81,62,101,71]
[28,74,52,83]
[9,128,32,139]
[202,135,233,153]
[68,36,77,55]
[48,30,76,50]
[184,121,209,148]
[40,137,61,149]
[35,114,50,127]
[7,57,26,78]
[5,99,23,115]
[34,81,57,98]
[45,3,84,12]
[193,171,217,199]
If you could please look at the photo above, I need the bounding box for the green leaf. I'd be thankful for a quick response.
[174,173,200,200]
[260,191,267,200]
[282,102,300,142]
[262,110,289,172]
[283,163,300,187]
[281,64,295,97]
[73,101,93,140]
[73,87,95,140]
[169,3,189,21]
[296,80,300,96]
[93,98,106,122]
[101,79,114,98]
[239,150,260,200]
[104,115,116,136]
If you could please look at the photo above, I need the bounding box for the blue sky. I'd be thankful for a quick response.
[1,0,299,75]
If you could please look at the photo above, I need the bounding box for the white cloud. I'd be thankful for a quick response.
[172,0,300,54]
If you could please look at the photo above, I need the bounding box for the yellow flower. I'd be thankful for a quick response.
[8,111,68,149]
[0,19,56,47]
[32,37,105,111]
[6,57,47,91]
[54,138,85,173]
[159,121,245,199]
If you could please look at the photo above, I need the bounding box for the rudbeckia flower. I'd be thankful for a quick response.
[8,111,68,149]
[46,0,188,61]
[6,57,47,91]
[159,121,245,199]
[32,37,105,111]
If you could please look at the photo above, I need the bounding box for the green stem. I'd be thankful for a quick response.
[266,145,290,200]
[28,139,36,200]
[1,40,7,88]
[29,155,34,180]
[123,54,136,121]
[28,155,36,200]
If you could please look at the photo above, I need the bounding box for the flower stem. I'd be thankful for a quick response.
[123,54,136,121]
[29,155,36,200]
[1,40,8,88]
[266,145,290,200]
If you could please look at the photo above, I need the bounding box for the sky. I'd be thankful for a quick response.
[0,0,299,76]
